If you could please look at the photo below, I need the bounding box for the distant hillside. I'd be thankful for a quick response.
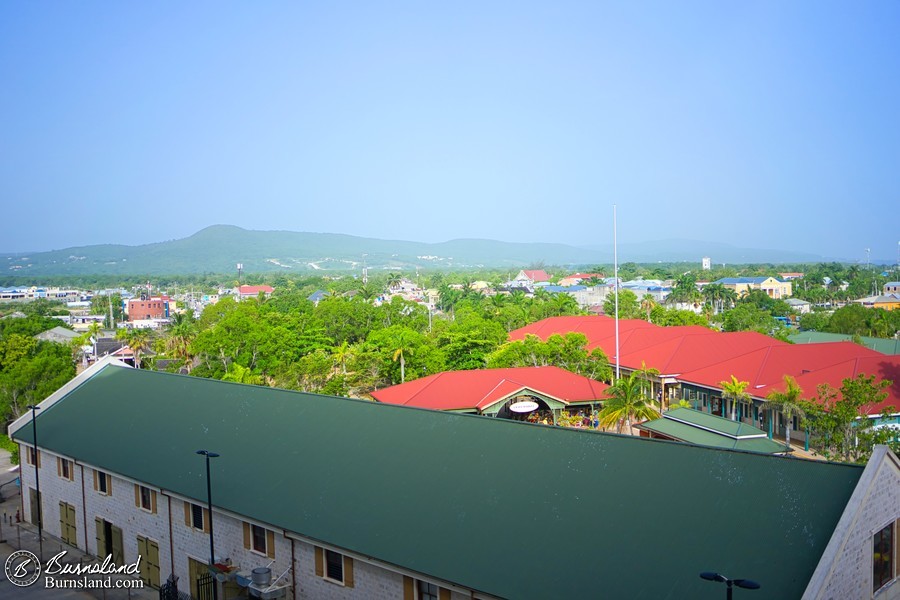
[0,226,829,276]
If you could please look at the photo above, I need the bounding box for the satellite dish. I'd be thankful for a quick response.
[509,401,539,413]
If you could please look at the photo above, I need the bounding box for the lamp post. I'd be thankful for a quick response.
[197,450,220,600]
[26,405,42,560]
[700,572,760,599]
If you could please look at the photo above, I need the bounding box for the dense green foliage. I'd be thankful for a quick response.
[0,315,76,424]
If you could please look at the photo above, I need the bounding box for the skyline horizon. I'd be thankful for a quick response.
[2,223,898,266]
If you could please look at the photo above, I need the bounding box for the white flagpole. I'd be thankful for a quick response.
[614,204,620,381]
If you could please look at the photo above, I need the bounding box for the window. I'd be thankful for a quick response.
[418,580,439,600]
[325,549,343,582]
[191,503,204,530]
[252,524,267,554]
[184,502,209,532]
[242,522,275,558]
[57,458,73,481]
[94,470,111,495]
[874,522,895,593]
[135,485,156,513]
[315,547,353,587]
[26,447,40,467]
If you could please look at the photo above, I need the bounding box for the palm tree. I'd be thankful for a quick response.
[164,316,197,372]
[640,294,657,322]
[719,375,750,421]
[598,371,661,434]
[331,341,354,375]
[386,273,402,292]
[765,375,806,450]
[116,327,152,368]
[390,329,417,383]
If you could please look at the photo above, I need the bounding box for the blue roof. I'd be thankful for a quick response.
[307,290,329,302]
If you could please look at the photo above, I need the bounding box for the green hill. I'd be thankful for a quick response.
[1,225,608,276]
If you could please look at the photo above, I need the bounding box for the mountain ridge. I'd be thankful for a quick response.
[1,225,833,276]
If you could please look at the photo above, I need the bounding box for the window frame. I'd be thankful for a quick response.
[191,503,205,531]
[250,524,267,555]
[417,580,439,600]
[324,549,344,585]
[96,470,111,495]
[139,486,153,512]
[27,447,39,467]
[874,521,896,593]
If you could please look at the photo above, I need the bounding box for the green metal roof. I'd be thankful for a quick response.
[788,331,900,355]
[638,412,789,454]
[14,364,864,600]
[661,407,772,439]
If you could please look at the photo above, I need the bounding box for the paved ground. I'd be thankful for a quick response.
[0,449,156,600]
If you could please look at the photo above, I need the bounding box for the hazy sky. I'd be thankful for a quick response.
[2,2,898,262]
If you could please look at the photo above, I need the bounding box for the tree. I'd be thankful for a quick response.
[640,294,656,322]
[598,371,661,433]
[602,289,641,320]
[667,273,700,307]
[486,333,611,381]
[804,375,894,462]
[116,327,153,369]
[386,273,402,292]
[720,375,750,421]
[765,375,806,450]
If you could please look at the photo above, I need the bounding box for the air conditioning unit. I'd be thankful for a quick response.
[247,566,290,600]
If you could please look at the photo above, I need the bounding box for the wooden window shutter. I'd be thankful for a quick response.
[403,576,414,600]
[266,530,275,559]
[314,547,323,577]
[184,502,191,527]
[243,523,251,549]
[93,469,98,491]
[203,508,210,533]
[150,490,157,514]
[134,484,140,507]
[36,450,41,469]
[57,457,62,477]
[343,556,354,588]
[439,588,450,600]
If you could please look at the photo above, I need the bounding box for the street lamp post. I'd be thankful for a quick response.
[197,450,220,600]
[26,405,42,560]
[700,572,760,600]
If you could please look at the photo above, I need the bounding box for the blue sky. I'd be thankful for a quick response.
[1,2,898,262]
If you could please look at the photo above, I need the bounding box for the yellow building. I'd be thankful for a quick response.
[714,277,793,299]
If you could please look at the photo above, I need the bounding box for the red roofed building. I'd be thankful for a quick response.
[514,269,551,285]
[371,366,609,422]
[237,285,274,300]
[558,273,604,286]
[509,316,899,446]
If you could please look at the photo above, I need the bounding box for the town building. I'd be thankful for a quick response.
[510,316,900,445]
[557,272,603,286]
[10,359,900,599]
[702,257,711,270]
[713,276,793,299]
[512,269,551,286]
[126,296,170,321]
[371,366,608,421]
[236,285,275,300]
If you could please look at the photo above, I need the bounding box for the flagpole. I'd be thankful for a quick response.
[614,204,620,381]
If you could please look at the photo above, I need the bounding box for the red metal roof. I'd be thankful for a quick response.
[239,285,275,295]
[521,270,551,282]
[509,316,898,415]
[371,366,609,412]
